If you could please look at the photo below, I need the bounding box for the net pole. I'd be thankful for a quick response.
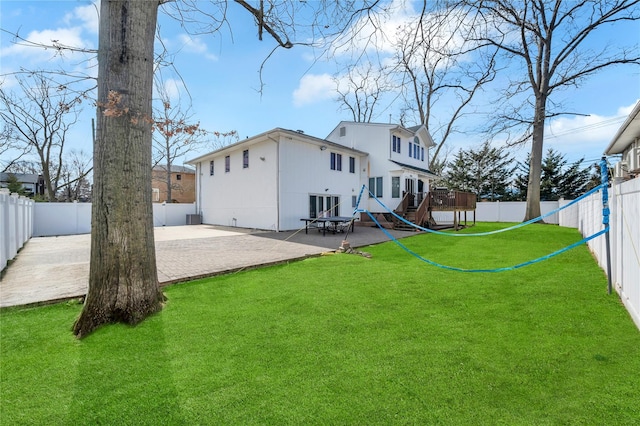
[601,157,613,295]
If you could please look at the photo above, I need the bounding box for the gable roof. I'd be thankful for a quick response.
[389,160,439,178]
[605,100,640,155]
[153,165,195,174]
[0,173,41,184]
[330,121,436,147]
[187,127,368,164]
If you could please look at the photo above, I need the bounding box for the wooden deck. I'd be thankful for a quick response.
[391,190,476,231]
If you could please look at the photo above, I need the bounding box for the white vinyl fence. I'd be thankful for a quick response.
[559,178,640,330]
[0,189,34,271]
[432,201,560,224]
[32,202,197,237]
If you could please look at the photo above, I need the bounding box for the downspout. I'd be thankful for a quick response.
[196,162,202,217]
[267,133,280,231]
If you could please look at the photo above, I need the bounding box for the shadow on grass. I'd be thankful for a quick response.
[69,314,187,425]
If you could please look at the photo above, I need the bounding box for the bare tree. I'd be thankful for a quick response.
[393,1,498,163]
[0,125,31,172]
[464,0,640,221]
[73,0,388,337]
[0,72,83,200]
[152,83,208,203]
[57,149,92,201]
[334,62,394,122]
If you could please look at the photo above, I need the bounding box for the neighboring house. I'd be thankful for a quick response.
[151,165,196,203]
[606,100,640,180]
[187,123,439,231]
[0,173,45,197]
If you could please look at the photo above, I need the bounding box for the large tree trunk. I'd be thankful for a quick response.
[74,0,163,338]
[523,94,546,222]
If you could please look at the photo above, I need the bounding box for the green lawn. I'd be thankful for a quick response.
[1,223,639,425]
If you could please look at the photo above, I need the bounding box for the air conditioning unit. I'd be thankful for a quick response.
[186,214,201,225]
[627,147,640,172]
[614,160,628,179]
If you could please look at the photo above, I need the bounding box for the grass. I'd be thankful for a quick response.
[1,223,639,425]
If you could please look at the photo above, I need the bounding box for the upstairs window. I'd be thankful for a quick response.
[330,152,342,171]
[209,160,214,176]
[408,142,413,157]
[349,156,355,173]
[392,135,401,153]
[421,147,425,162]
[339,126,346,137]
[243,150,249,168]
[225,155,230,172]
[176,174,182,181]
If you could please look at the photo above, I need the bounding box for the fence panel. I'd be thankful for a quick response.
[559,179,640,331]
[0,189,34,271]
[32,202,197,236]
[433,201,560,224]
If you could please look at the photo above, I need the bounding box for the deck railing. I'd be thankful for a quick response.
[428,190,476,211]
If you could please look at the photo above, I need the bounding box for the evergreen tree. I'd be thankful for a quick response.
[516,149,594,201]
[559,158,592,199]
[540,149,566,201]
[443,142,516,201]
[5,173,28,196]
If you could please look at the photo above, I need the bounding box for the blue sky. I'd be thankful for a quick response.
[1,0,639,168]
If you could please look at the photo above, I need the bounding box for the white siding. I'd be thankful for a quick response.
[279,137,363,230]
[327,122,433,213]
[197,140,279,230]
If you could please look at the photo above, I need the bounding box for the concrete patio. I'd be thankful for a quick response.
[0,224,416,308]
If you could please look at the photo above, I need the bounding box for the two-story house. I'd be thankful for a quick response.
[187,123,438,231]
[326,121,438,214]
[151,165,196,203]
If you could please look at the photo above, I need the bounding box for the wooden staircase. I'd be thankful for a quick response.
[393,205,419,231]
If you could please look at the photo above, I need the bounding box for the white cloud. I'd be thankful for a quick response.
[177,34,218,61]
[158,78,186,102]
[1,2,97,65]
[544,100,639,161]
[64,1,100,34]
[0,27,90,62]
[292,74,335,107]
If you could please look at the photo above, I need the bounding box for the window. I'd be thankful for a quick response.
[209,160,214,176]
[152,188,160,202]
[176,174,182,181]
[421,147,425,162]
[330,152,342,171]
[225,155,230,172]
[414,144,419,159]
[408,142,413,157]
[349,156,355,173]
[339,126,346,137]
[392,135,401,153]
[243,149,249,168]
[392,176,400,198]
[369,176,383,198]
[352,195,357,208]
[310,195,340,218]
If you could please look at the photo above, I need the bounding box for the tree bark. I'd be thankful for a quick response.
[74,0,163,338]
[524,94,546,222]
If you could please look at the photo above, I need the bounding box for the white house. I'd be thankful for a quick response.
[187,128,367,231]
[606,100,640,180]
[187,123,438,231]
[326,121,438,213]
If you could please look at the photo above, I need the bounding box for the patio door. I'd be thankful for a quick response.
[309,195,340,218]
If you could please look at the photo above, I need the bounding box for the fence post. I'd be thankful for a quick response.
[0,189,8,270]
